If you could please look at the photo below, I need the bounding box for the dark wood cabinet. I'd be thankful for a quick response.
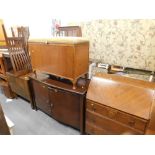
[49,87,81,129]
[32,80,51,116]
[29,72,89,133]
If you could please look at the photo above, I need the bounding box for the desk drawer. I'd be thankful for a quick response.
[85,122,108,135]
[86,110,144,134]
[86,100,147,132]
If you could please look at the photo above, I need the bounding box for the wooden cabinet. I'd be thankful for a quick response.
[49,87,81,129]
[6,72,34,108]
[28,37,89,88]
[32,80,51,116]
[86,73,155,135]
[29,72,89,133]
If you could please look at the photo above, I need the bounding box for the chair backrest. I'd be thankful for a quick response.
[7,37,32,74]
[11,26,30,53]
[57,26,82,37]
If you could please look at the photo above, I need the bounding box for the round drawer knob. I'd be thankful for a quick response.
[128,120,135,127]
[91,103,96,111]
[108,110,117,118]
[51,103,54,108]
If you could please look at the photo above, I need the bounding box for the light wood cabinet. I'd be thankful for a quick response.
[28,37,89,88]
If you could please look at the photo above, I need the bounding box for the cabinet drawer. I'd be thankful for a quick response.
[86,110,144,134]
[85,122,108,135]
[86,100,147,132]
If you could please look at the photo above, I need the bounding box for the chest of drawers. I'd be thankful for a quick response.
[85,73,155,135]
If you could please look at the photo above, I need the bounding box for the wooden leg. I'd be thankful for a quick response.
[72,80,77,89]
[33,70,37,78]
[84,73,88,80]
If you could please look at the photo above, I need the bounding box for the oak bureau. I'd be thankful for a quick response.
[85,73,155,134]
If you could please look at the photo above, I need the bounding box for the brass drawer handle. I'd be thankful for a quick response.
[91,103,96,111]
[48,87,58,93]
[108,110,117,118]
[54,89,58,93]
[91,103,94,107]
[42,85,46,88]
[128,120,135,127]
[51,103,54,108]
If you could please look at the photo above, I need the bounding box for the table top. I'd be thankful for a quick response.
[29,37,89,44]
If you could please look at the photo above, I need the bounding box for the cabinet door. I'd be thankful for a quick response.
[7,74,30,101]
[49,87,80,129]
[32,80,52,116]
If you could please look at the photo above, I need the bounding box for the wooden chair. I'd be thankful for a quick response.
[57,26,82,37]
[7,37,32,75]
[11,26,30,54]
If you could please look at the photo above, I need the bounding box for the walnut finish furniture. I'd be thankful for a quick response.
[6,72,34,107]
[85,73,155,135]
[29,72,89,133]
[29,37,89,89]
[0,104,10,135]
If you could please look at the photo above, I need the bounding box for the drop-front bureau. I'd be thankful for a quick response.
[28,37,89,89]
[85,73,155,135]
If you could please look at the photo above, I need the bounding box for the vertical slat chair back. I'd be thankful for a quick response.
[7,37,32,73]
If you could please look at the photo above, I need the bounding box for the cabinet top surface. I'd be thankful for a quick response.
[29,72,89,95]
[28,37,89,44]
[87,73,155,120]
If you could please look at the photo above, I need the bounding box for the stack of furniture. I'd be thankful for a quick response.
[5,36,34,107]
[0,20,33,106]
[0,20,16,98]
[28,37,89,133]
[85,73,155,135]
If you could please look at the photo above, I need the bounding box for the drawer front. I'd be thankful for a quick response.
[86,100,147,132]
[85,122,109,135]
[86,110,143,134]
[8,75,30,100]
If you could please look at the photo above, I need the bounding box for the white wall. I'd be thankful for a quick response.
[0,0,155,38]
